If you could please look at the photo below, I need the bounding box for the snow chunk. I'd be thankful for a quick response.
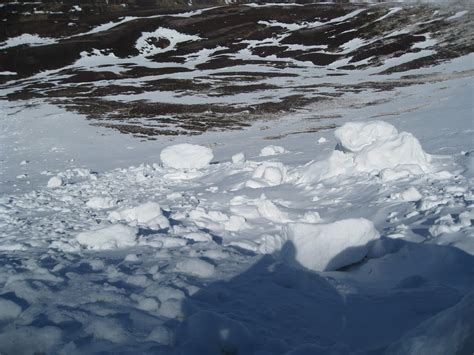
[0,299,22,320]
[86,196,116,210]
[283,218,379,271]
[299,121,431,183]
[108,202,169,229]
[247,161,289,188]
[176,258,215,278]
[232,152,246,164]
[390,187,423,202]
[335,121,398,153]
[182,232,213,242]
[76,224,137,250]
[260,145,287,156]
[160,144,213,170]
[354,131,431,173]
[47,176,64,188]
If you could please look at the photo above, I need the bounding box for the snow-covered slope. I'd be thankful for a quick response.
[0,2,473,355]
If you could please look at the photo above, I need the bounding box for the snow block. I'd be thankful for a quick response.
[76,224,137,250]
[335,120,398,153]
[283,218,379,271]
[354,131,431,173]
[160,143,213,170]
[47,176,64,188]
[108,202,169,229]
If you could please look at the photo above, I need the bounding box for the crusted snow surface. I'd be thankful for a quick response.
[0,75,473,353]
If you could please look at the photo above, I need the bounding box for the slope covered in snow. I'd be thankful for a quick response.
[0,2,473,355]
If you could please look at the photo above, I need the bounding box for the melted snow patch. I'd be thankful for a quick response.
[0,33,56,50]
[160,144,213,170]
[136,27,201,56]
[283,218,380,272]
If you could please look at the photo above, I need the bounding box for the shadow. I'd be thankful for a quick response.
[167,239,473,355]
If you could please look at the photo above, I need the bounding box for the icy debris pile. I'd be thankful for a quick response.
[299,121,432,184]
[160,143,213,170]
[283,218,380,271]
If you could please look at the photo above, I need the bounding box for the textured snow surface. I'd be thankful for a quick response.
[160,143,213,170]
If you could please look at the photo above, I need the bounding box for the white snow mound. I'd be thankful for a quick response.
[354,131,431,173]
[335,121,398,153]
[160,144,213,170]
[76,224,137,250]
[108,202,170,229]
[299,121,431,183]
[283,218,379,271]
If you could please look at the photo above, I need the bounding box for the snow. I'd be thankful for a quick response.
[260,145,287,156]
[0,4,473,353]
[0,299,22,321]
[335,121,399,153]
[300,121,432,184]
[283,218,380,271]
[232,152,246,164]
[76,224,137,250]
[47,175,64,188]
[175,258,215,278]
[135,28,201,56]
[385,292,474,354]
[160,143,213,170]
[108,202,170,229]
[0,33,56,50]
[390,187,423,202]
[86,196,116,210]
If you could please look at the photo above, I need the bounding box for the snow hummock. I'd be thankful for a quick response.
[334,121,398,153]
[283,218,380,271]
[76,224,137,250]
[108,202,170,229]
[299,121,432,184]
[160,143,213,170]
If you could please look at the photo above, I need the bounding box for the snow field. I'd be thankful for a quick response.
[0,116,472,354]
